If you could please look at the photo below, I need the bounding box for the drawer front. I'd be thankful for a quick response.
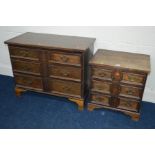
[49,79,81,96]
[49,65,81,81]
[91,93,110,106]
[15,74,43,90]
[49,52,81,65]
[91,80,111,94]
[122,72,145,85]
[9,47,39,60]
[120,85,142,99]
[12,60,41,75]
[118,98,139,112]
[92,67,112,80]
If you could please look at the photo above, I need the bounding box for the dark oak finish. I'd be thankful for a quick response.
[5,32,95,110]
[49,52,81,66]
[89,49,150,72]
[92,68,112,80]
[9,46,40,61]
[49,78,81,97]
[14,73,43,91]
[88,49,150,121]
[49,64,81,81]
[12,60,41,75]
[5,32,95,51]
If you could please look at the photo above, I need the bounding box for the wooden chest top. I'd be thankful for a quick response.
[4,32,96,52]
[89,49,151,73]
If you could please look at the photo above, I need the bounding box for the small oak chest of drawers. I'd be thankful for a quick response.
[5,32,95,110]
[88,49,150,121]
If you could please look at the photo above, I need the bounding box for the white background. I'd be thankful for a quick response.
[0,130,155,155]
[0,0,155,155]
[0,26,155,102]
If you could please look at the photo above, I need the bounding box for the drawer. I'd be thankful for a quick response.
[122,72,146,85]
[49,79,81,97]
[91,80,111,94]
[15,74,43,90]
[12,60,41,75]
[118,97,139,112]
[90,93,110,106]
[49,52,81,66]
[120,84,143,99]
[92,67,112,80]
[9,46,39,60]
[49,64,81,81]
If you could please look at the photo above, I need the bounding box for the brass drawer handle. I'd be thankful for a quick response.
[128,76,135,82]
[99,72,106,77]
[60,56,69,62]
[20,79,33,85]
[124,101,132,107]
[22,66,31,71]
[98,97,105,102]
[27,80,33,85]
[96,85,103,90]
[63,72,69,76]
[62,86,71,92]
[127,90,133,95]
[19,51,29,57]
[96,97,103,102]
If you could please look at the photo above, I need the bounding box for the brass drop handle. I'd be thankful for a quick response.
[124,101,131,107]
[99,72,106,77]
[97,97,102,101]
[98,97,105,102]
[63,72,69,76]
[128,76,135,82]
[20,51,28,57]
[23,65,31,71]
[96,84,103,90]
[27,80,33,85]
[62,86,70,91]
[60,55,69,62]
[127,89,133,95]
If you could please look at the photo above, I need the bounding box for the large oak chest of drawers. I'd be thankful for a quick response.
[88,49,150,121]
[5,32,95,110]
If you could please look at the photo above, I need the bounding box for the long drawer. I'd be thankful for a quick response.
[49,78,81,97]
[91,79,143,99]
[91,66,146,86]
[9,46,39,61]
[90,93,139,112]
[14,74,43,91]
[49,51,81,66]
[48,64,81,81]
[12,59,41,75]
